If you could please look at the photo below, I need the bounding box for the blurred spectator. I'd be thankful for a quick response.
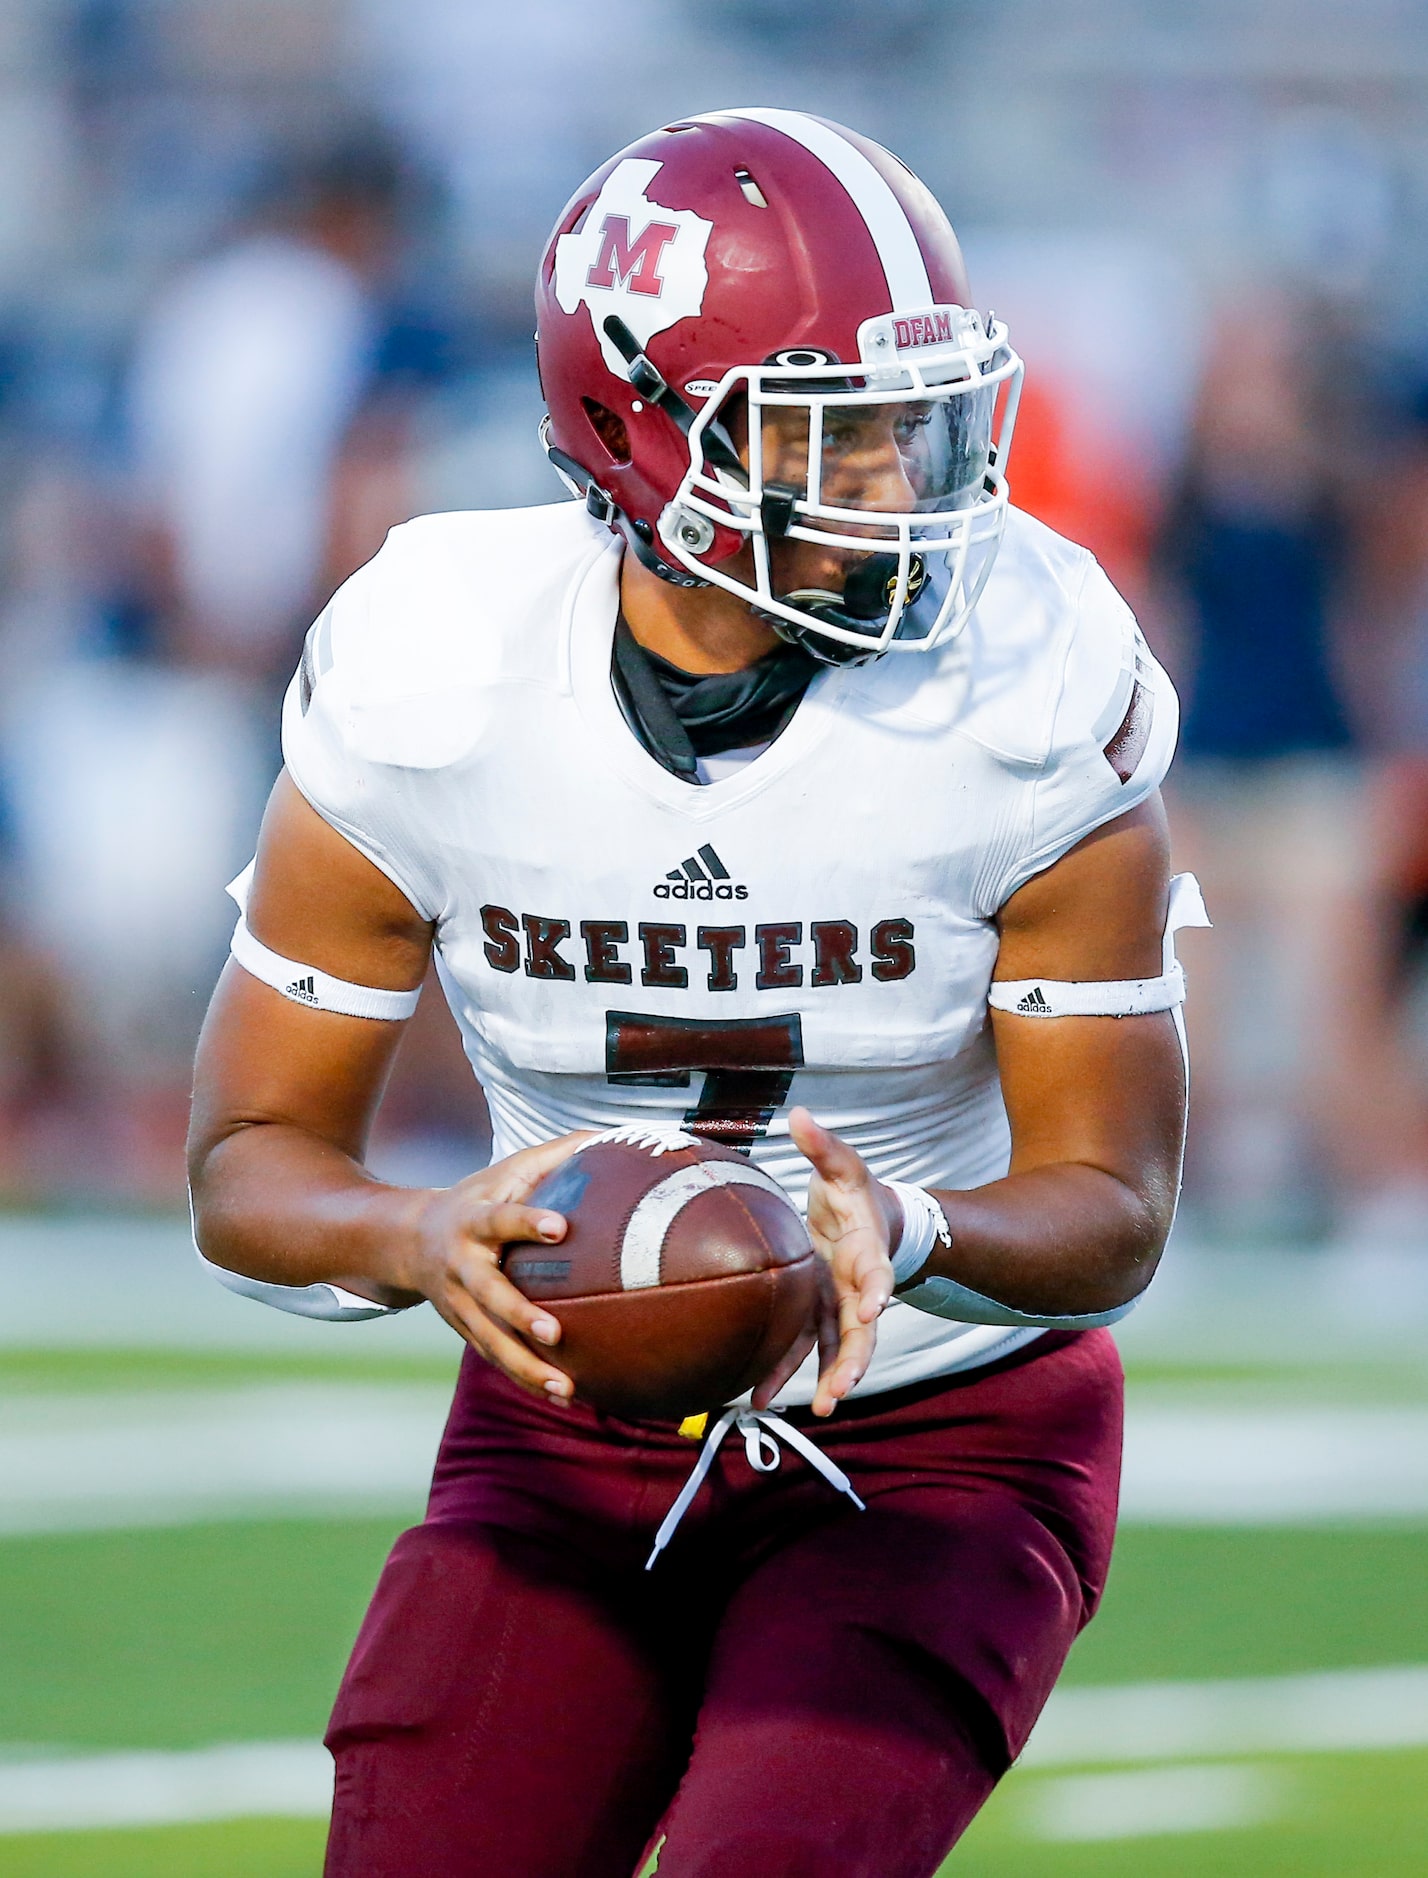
[1158,296,1428,1243]
[1348,373,1428,1220]
[0,774,83,1200]
[0,122,447,1203]
[126,131,411,682]
[1,659,269,1197]
[969,233,1203,608]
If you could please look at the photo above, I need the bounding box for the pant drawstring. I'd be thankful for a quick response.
[645,1407,866,1569]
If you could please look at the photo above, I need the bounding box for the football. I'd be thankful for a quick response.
[503,1127,818,1420]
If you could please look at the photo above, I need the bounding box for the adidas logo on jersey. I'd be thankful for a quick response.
[1015,987,1052,1015]
[653,844,749,902]
[285,975,319,1004]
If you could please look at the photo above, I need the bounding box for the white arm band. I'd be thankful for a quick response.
[883,1182,1138,1329]
[202,866,415,1321]
[988,871,1210,1019]
[225,863,421,1021]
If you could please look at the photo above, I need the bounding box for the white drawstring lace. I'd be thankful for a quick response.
[645,1408,866,1569]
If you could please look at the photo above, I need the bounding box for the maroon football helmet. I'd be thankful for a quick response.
[535,107,1022,663]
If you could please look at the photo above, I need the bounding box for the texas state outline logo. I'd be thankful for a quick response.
[554,158,714,378]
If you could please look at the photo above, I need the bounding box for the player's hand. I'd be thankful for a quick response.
[760,1106,897,1418]
[404,1132,593,1401]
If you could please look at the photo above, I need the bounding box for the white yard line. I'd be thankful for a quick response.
[3,1666,1425,1835]
[1022,1664,1428,1766]
[0,1219,455,1354]
[1022,1763,1286,1842]
[3,1387,1428,1534]
[1120,1405,1428,1522]
[0,1742,332,1833]
[0,1386,451,1535]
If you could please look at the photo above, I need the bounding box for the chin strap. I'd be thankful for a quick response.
[540,417,620,523]
[539,415,707,589]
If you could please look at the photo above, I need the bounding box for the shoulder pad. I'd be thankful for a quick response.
[292,502,613,771]
[953,508,1102,768]
[965,514,1180,906]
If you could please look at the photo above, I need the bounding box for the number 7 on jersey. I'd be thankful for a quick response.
[605,1012,805,1151]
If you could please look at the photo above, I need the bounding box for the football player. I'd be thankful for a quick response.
[189,108,1205,1878]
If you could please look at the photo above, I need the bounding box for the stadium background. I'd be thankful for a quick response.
[1,0,1426,1870]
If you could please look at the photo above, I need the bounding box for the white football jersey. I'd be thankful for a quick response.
[282,499,1178,1402]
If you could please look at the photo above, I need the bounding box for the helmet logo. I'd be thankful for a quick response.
[554,158,713,379]
[586,216,678,297]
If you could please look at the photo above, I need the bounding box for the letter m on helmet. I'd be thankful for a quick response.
[586,215,679,297]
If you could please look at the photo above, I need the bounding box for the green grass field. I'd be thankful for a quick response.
[2,1343,1425,1875]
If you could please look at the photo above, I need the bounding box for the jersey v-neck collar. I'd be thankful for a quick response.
[567,539,846,820]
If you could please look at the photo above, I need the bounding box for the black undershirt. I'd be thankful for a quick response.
[611,617,818,784]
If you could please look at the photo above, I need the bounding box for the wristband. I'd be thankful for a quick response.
[883,1180,952,1288]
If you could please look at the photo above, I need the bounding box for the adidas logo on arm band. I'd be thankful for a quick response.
[988,873,1209,1020]
[229,918,421,1021]
[224,865,421,1022]
[991,966,1185,1018]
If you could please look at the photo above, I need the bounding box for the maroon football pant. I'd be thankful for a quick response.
[325,1329,1122,1878]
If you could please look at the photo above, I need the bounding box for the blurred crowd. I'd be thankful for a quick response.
[0,0,1425,1247]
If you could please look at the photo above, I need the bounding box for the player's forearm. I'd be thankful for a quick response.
[188,1121,432,1306]
[905,1160,1174,1317]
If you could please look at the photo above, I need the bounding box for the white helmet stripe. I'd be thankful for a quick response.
[701,106,933,312]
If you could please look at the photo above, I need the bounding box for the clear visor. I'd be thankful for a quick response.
[758,386,997,524]
[662,322,1023,658]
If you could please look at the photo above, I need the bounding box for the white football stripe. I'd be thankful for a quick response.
[4,1668,1426,1835]
[6,1392,1428,1535]
[0,1741,332,1833]
[0,1385,451,1535]
[700,106,932,311]
[619,1161,797,1291]
[1024,1764,1283,1843]
[1023,1664,1428,1766]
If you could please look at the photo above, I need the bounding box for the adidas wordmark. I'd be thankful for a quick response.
[653,843,748,901]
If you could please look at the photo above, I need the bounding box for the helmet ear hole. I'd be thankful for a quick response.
[581,398,631,466]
